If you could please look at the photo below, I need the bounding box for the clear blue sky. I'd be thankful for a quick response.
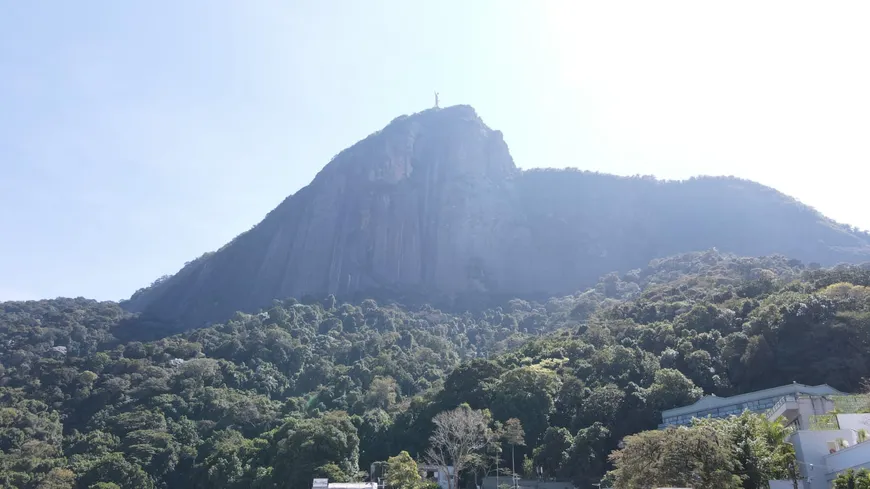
[2,1,869,301]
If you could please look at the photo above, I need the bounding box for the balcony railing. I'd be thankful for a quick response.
[764,395,797,420]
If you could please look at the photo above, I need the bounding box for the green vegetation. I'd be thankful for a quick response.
[834,469,870,489]
[2,251,870,488]
[609,412,795,489]
[385,451,422,489]
[810,414,840,430]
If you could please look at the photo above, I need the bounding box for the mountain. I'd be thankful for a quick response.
[124,105,870,327]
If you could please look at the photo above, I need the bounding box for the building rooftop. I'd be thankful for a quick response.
[662,383,844,419]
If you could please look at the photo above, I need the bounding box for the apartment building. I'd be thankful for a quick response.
[662,383,870,488]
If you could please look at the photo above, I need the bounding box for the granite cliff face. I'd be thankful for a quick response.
[125,105,870,327]
[125,106,524,324]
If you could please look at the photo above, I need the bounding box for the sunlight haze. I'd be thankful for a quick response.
[1,0,868,301]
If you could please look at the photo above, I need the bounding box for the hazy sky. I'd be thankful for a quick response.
[2,1,869,301]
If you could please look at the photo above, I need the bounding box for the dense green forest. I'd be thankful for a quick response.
[2,250,870,488]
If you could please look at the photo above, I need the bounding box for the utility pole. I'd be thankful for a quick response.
[789,459,799,489]
[511,444,516,488]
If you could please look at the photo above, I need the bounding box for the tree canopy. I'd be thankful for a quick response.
[609,412,795,489]
[1,251,869,487]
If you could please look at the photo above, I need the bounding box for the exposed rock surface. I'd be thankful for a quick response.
[124,105,870,327]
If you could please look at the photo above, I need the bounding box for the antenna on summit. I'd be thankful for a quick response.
[434,91,440,108]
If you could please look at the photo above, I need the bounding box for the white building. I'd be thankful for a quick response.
[661,384,870,489]
[417,464,453,489]
[312,479,377,489]
[660,383,843,428]
[781,411,870,489]
[367,463,454,489]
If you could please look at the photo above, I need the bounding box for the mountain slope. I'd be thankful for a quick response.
[5,254,870,488]
[125,105,870,327]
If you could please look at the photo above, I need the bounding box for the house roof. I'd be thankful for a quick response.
[662,383,845,418]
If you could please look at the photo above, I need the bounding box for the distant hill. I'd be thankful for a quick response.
[124,105,870,327]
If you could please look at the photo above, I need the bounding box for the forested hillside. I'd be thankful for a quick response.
[3,251,870,488]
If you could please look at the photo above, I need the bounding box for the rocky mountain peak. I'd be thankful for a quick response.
[313,105,516,188]
[124,107,870,329]
[125,106,522,325]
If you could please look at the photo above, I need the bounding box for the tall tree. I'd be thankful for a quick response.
[386,451,421,489]
[502,418,525,485]
[267,411,360,488]
[491,366,561,446]
[532,426,572,478]
[608,412,796,489]
[609,425,741,489]
[695,412,795,489]
[424,406,492,489]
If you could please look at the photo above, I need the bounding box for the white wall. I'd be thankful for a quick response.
[792,430,858,489]
[837,414,870,433]
[825,441,870,474]
[770,481,805,489]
